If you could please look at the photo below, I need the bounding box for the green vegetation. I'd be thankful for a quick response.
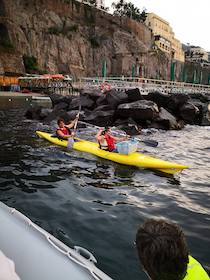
[47,24,78,36]
[112,0,147,23]
[66,24,78,32]
[48,27,61,35]
[23,55,39,72]
[0,39,14,51]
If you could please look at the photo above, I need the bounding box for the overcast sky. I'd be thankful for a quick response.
[105,0,210,51]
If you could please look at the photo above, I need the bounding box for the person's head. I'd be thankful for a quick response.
[101,127,111,136]
[136,219,189,280]
[57,118,65,128]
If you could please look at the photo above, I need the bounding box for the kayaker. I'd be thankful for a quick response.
[96,127,129,152]
[135,219,209,280]
[56,115,79,140]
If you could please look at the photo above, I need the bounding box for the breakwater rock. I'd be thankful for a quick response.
[25,89,210,135]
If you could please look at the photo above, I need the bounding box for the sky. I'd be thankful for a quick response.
[105,0,210,51]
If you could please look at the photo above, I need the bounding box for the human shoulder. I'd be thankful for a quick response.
[184,256,209,280]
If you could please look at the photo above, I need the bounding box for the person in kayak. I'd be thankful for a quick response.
[96,127,129,152]
[135,219,209,280]
[56,114,79,140]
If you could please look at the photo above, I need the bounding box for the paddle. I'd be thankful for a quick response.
[73,103,81,135]
[139,139,158,147]
[78,121,158,147]
[67,102,81,150]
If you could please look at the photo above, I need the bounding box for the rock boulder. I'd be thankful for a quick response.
[116,100,159,122]
[146,91,170,108]
[167,93,190,114]
[85,110,115,126]
[179,102,200,124]
[125,88,143,103]
[105,89,128,108]
[154,107,179,130]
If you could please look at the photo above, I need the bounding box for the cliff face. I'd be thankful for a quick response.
[0,0,174,79]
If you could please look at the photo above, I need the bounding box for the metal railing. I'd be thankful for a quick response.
[76,77,210,94]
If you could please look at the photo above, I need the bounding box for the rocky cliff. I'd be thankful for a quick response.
[0,0,178,79]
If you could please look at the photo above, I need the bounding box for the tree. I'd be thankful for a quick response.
[87,0,97,7]
[112,0,147,22]
[139,9,147,22]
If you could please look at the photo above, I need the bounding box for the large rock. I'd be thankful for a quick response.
[125,88,143,102]
[114,118,140,136]
[84,110,115,126]
[146,91,170,108]
[66,110,85,121]
[94,105,114,112]
[188,93,210,103]
[49,94,72,107]
[185,100,210,126]
[152,107,179,130]
[179,102,200,124]
[68,95,95,110]
[43,109,68,122]
[68,97,80,110]
[116,100,159,122]
[207,105,210,124]
[96,95,108,107]
[39,108,53,120]
[80,89,102,101]
[167,93,190,114]
[25,105,42,120]
[105,89,128,108]
[53,101,69,111]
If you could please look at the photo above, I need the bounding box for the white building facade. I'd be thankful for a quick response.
[185,46,209,63]
[96,0,105,8]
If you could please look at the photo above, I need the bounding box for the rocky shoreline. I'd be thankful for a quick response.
[25,89,210,135]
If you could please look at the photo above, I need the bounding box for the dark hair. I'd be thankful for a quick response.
[136,219,189,280]
[57,118,65,125]
[101,127,110,135]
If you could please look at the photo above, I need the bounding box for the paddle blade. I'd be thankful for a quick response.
[140,140,158,147]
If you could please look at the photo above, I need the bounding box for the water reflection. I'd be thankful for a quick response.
[0,110,210,280]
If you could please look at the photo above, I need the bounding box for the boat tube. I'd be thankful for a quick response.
[0,202,112,280]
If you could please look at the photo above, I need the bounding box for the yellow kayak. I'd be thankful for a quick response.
[36,131,188,175]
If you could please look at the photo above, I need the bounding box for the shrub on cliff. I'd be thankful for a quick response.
[23,55,38,73]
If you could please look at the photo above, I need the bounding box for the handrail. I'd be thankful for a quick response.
[77,77,210,94]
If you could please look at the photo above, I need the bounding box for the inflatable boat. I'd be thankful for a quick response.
[36,131,188,174]
[0,202,112,280]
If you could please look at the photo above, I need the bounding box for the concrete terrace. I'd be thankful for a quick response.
[0,92,52,109]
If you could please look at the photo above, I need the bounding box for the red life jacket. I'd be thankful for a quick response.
[56,126,71,138]
[104,134,115,152]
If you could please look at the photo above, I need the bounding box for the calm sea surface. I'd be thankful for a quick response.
[0,109,210,280]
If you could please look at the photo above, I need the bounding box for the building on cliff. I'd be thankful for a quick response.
[185,45,210,66]
[145,13,185,63]
[96,0,105,8]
